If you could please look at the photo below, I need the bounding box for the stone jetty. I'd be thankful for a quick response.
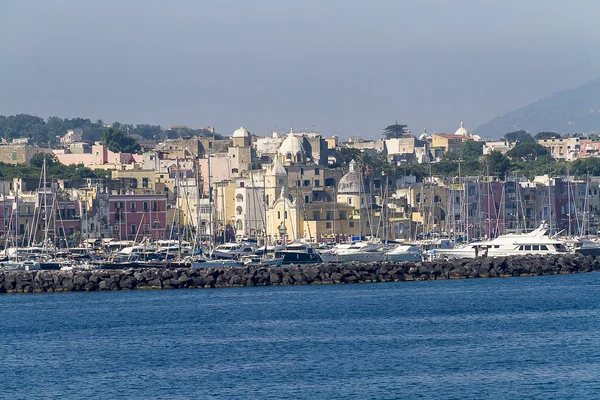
[1,254,599,293]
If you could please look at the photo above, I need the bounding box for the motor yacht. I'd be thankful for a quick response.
[431,224,569,260]
[275,242,323,265]
[334,241,385,262]
[385,245,423,262]
[210,242,255,259]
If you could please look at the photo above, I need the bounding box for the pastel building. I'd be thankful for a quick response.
[108,194,168,241]
[55,143,142,167]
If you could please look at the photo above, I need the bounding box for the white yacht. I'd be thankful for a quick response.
[431,224,569,260]
[210,242,255,259]
[334,241,385,262]
[385,245,423,262]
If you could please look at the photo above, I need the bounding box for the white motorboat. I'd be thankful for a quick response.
[385,245,423,262]
[210,242,255,259]
[432,224,569,260]
[334,241,385,262]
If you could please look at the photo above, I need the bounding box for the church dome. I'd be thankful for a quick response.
[232,127,251,138]
[338,160,366,194]
[278,129,306,164]
[419,129,428,141]
[454,122,470,137]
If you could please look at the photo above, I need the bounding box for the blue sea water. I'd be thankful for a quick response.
[1,274,600,399]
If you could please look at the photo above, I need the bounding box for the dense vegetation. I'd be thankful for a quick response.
[0,153,110,180]
[102,128,141,154]
[0,114,221,146]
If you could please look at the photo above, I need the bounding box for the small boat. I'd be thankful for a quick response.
[210,242,255,259]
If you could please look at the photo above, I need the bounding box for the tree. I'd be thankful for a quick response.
[460,141,483,161]
[503,130,534,144]
[484,151,512,179]
[506,141,549,162]
[333,148,362,168]
[535,131,561,140]
[383,122,409,139]
[29,152,58,168]
[101,128,141,154]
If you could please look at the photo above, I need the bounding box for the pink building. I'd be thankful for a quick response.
[198,155,231,195]
[55,144,141,167]
[579,139,600,158]
[108,194,167,241]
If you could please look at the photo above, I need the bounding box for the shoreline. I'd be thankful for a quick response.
[1,254,598,294]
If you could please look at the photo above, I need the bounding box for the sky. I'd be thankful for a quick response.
[2,0,600,139]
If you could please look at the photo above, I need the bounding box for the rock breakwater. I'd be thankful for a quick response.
[1,254,599,293]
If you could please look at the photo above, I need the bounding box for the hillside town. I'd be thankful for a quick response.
[1,120,600,254]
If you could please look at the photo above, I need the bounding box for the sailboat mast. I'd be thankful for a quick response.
[15,182,18,263]
[43,157,48,249]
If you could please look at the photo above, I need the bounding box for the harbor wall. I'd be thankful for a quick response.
[1,254,600,293]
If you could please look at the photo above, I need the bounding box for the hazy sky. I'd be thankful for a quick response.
[2,0,600,138]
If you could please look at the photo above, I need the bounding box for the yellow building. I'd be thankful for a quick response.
[111,169,157,192]
[431,134,469,155]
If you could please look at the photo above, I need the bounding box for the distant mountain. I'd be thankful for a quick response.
[474,79,600,138]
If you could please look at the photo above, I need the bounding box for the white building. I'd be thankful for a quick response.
[60,129,83,145]
[483,140,516,155]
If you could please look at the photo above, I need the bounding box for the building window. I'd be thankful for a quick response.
[130,202,136,213]
[131,224,136,235]
[326,222,332,229]
[315,168,319,174]
[349,221,355,228]
[303,180,310,187]
[313,211,320,220]
[348,197,352,205]
[277,211,281,219]
[143,201,148,212]
[304,195,310,203]
[314,180,320,187]
[142,178,149,188]
[236,219,243,231]
[339,211,346,220]
[284,211,287,219]
[326,211,334,220]
[152,201,157,212]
